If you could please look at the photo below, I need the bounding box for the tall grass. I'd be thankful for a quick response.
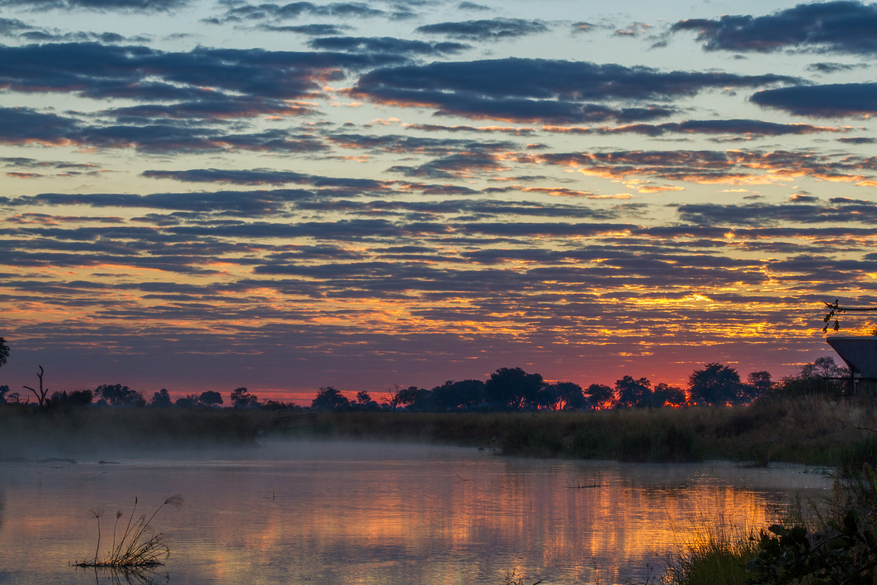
[658,522,758,585]
[653,466,877,585]
[303,396,877,469]
[74,495,183,569]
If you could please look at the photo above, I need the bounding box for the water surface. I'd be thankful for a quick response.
[0,441,830,585]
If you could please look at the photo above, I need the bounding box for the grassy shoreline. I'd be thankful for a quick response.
[2,395,877,471]
[4,398,876,584]
[294,395,877,472]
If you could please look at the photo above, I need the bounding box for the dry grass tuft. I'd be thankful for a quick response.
[501,568,542,585]
[74,495,183,569]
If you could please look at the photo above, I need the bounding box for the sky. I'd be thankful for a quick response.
[2,0,877,402]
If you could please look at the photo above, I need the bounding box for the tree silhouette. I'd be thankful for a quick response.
[651,383,686,408]
[230,387,259,409]
[353,390,380,410]
[407,388,434,411]
[486,367,543,410]
[149,389,173,408]
[0,337,8,369]
[615,376,652,408]
[95,383,144,407]
[430,380,485,411]
[198,391,223,407]
[742,371,773,403]
[311,386,350,410]
[800,356,847,379]
[537,381,584,410]
[688,363,742,406]
[776,357,848,397]
[23,365,49,407]
[48,390,93,409]
[383,385,419,411]
[175,394,200,408]
[583,384,613,409]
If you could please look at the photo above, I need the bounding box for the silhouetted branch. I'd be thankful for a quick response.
[22,365,48,407]
[823,299,877,332]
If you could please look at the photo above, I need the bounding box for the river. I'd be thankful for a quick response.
[0,440,830,585]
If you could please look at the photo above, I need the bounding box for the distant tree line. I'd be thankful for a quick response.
[306,364,782,412]
[0,384,301,410]
[0,331,854,412]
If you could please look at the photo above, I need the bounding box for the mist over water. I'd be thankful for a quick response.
[0,440,829,585]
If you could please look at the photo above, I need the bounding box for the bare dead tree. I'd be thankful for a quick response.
[23,365,49,407]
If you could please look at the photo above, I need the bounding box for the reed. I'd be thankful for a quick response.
[6,393,877,470]
[501,568,542,585]
[657,525,757,585]
[652,467,877,585]
[309,396,877,469]
[74,495,183,568]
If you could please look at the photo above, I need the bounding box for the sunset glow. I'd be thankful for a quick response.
[1,0,876,402]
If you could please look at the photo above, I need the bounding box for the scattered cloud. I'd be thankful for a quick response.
[415,17,549,41]
[0,107,331,153]
[404,123,537,135]
[308,36,468,55]
[0,0,188,11]
[751,83,877,117]
[457,2,489,11]
[614,22,651,37]
[672,1,877,55]
[352,58,798,123]
[0,42,402,103]
[677,200,877,226]
[2,0,876,394]
[539,148,877,184]
[325,132,516,155]
[807,62,869,74]
[0,16,34,35]
[839,137,877,144]
[388,152,510,179]
[212,1,411,24]
[258,23,353,36]
[543,119,846,138]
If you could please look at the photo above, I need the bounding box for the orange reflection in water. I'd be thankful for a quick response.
[0,445,828,585]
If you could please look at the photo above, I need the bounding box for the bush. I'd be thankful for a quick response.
[747,510,877,585]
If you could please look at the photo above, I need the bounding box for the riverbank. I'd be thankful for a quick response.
[658,465,877,585]
[0,405,270,458]
[298,395,877,472]
[2,395,877,471]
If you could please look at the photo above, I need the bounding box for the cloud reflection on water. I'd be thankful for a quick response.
[0,442,829,585]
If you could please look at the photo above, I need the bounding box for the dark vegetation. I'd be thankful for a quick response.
[6,335,877,583]
[658,469,877,585]
[309,363,776,413]
[1,365,875,472]
[303,389,877,469]
[0,332,827,414]
[0,345,870,467]
[0,406,273,456]
[75,496,183,569]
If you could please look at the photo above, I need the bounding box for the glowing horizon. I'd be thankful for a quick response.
[2,0,876,402]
